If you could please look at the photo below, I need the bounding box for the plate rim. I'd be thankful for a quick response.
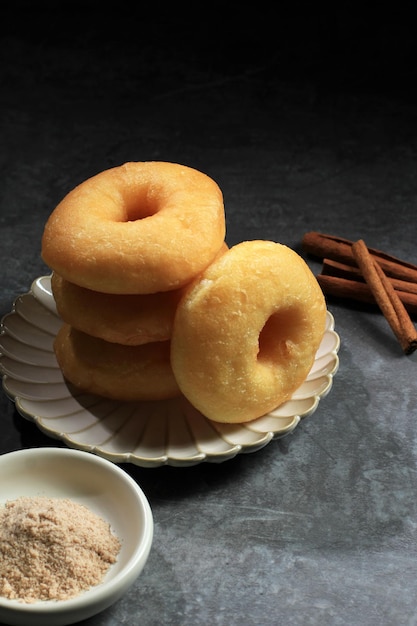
[0,275,340,468]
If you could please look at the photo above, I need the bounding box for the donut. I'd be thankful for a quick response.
[54,323,180,401]
[51,272,183,346]
[41,161,226,294]
[170,240,327,423]
[50,243,229,346]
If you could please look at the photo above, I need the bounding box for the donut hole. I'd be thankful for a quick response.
[122,188,159,221]
[258,309,303,364]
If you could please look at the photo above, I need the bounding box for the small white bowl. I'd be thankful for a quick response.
[0,447,154,626]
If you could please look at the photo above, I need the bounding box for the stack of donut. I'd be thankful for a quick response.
[41,161,327,424]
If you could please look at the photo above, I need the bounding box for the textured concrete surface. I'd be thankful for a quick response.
[1,5,417,625]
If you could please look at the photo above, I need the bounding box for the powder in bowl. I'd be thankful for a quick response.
[0,496,121,604]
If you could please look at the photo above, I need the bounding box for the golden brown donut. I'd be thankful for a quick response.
[50,243,229,346]
[51,272,183,346]
[54,324,180,402]
[170,240,327,423]
[41,161,226,294]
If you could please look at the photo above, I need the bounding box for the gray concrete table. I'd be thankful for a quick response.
[1,6,417,625]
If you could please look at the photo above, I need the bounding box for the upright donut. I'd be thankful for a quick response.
[170,240,327,423]
[41,162,226,294]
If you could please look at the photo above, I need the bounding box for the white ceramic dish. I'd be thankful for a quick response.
[0,446,154,626]
[0,276,340,467]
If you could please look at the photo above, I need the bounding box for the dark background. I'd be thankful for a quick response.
[1,4,417,625]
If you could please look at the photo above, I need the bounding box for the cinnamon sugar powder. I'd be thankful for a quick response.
[0,496,121,603]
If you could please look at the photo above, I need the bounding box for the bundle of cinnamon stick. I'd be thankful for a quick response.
[302,231,417,355]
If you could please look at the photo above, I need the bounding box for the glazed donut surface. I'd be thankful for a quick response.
[42,161,226,294]
[170,240,327,423]
[54,324,180,402]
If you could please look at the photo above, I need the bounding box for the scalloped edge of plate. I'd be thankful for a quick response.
[0,276,340,467]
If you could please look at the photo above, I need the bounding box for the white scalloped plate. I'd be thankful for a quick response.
[0,276,340,468]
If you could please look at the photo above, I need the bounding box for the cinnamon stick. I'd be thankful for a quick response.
[303,231,417,283]
[317,274,417,316]
[351,239,417,354]
[322,258,417,296]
